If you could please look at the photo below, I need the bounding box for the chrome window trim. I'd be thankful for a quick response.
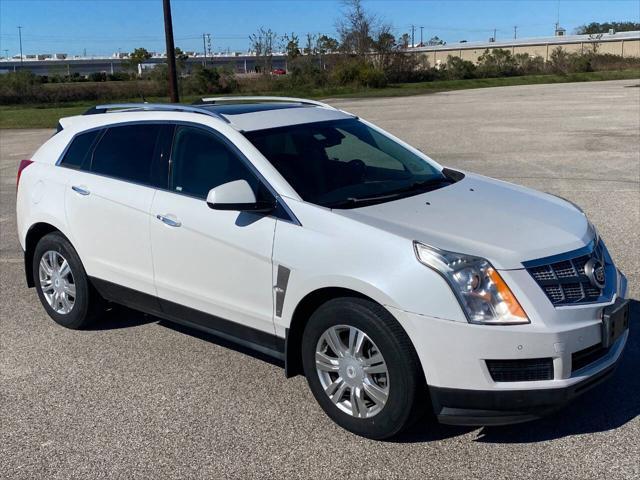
[56,119,301,226]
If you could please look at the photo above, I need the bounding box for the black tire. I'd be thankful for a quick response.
[301,297,427,440]
[32,232,104,329]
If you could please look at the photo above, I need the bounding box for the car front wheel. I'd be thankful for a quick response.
[301,297,426,439]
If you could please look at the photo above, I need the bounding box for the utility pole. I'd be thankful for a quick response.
[162,0,179,103]
[202,33,207,67]
[493,28,497,41]
[420,26,424,46]
[18,26,23,65]
[514,26,518,39]
[411,25,415,48]
[3,49,8,60]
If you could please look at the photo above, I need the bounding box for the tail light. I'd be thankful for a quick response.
[16,159,34,190]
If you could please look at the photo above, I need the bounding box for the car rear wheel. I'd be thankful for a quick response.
[302,297,427,439]
[33,232,104,329]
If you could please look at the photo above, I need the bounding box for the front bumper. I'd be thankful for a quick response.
[430,360,618,426]
[388,287,630,426]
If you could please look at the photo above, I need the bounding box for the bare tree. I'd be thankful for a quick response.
[372,24,396,70]
[336,0,377,56]
[304,33,317,55]
[249,27,277,73]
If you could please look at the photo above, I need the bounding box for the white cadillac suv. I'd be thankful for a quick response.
[16,97,630,439]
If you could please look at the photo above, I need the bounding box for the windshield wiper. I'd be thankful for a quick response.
[390,177,452,195]
[324,193,406,209]
[324,177,452,209]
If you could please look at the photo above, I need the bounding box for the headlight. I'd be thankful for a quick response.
[414,242,529,325]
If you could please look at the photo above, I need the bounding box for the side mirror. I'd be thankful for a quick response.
[206,180,275,213]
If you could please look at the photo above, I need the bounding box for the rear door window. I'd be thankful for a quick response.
[91,124,164,187]
[60,129,102,170]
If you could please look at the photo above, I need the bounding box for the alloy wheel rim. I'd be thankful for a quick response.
[39,250,76,314]
[315,325,389,418]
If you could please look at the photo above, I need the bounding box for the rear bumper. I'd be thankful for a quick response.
[430,362,618,426]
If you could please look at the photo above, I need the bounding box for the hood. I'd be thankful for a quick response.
[335,173,593,270]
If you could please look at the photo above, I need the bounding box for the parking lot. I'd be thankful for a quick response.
[1,80,639,479]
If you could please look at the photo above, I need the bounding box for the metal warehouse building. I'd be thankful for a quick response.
[413,30,640,65]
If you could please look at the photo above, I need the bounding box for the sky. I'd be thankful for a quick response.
[1,0,639,57]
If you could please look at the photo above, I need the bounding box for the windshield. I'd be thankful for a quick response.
[244,119,449,208]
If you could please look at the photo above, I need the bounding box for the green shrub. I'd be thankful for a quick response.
[107,71,132,81]
[568,54,593,73]
[287,57,329,88]
[477,49,518,77]
[514,53,545,75]
[445,56,477,79]
[548,47,570,74]
[88,72,107,82]
[330,58,387,88]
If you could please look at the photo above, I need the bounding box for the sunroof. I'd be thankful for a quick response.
[199,103,309,115]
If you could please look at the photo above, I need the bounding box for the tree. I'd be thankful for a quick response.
[575,21,640,35]
[372,27,396,70]
[249,27,277,73]
[427,36,445,46]
[174,47,189,74]
[126,47,152,75]
[129,47,152,65]
[336,0,376,55]
[399,33,410,49]
[317,35,339,54]
[282,33,301,60]
[304,33,317,55]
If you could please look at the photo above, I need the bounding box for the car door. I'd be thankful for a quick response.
[149,124,278,341]
[64,123,172,299]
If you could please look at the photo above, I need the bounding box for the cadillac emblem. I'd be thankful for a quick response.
[585,257,606,289]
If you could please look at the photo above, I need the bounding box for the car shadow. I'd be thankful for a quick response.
[86,305,158,330]
[393,299,640,444]
[87,304,284,368]
[157,320,285,369]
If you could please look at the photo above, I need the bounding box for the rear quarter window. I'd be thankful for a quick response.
[59,129,102,170]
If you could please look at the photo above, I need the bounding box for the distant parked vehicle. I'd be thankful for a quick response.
[271,68,286,75]
[16,97,630,439]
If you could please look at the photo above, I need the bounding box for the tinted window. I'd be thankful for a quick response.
[170,126,263,199]
[244,119,446,208]
[60,129,102,170]
[91,124,162,185]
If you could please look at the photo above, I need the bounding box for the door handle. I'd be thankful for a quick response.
[156,214,182,228]
[72,185,90,196]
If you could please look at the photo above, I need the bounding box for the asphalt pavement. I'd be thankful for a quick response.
[1,80,639,479]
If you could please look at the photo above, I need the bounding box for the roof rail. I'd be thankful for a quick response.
[83,103,231,123]
[194,96,338,111]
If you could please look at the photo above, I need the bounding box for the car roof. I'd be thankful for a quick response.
[212,103,353,132]
[65,98,355,133]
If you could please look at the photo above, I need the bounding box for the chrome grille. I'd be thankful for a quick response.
[524,241,613,306]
